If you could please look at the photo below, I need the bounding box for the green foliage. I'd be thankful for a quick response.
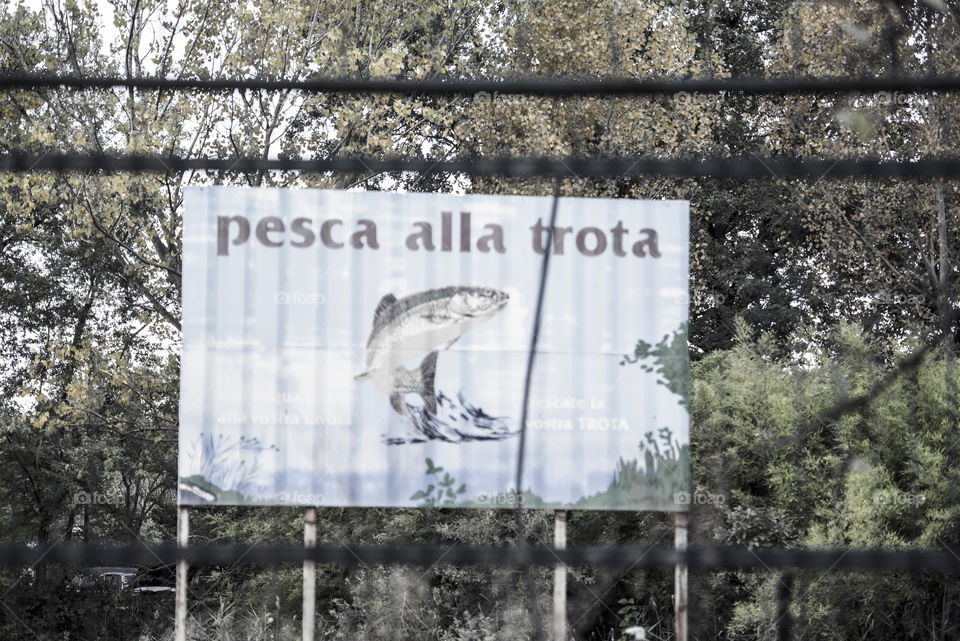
[420,429,687,511]
[180,474,247,504]
[575,428,689,511]
[615,597,666,641]
[0,577,174,640]
[623,322,689,407]
[5,0,960,638]
[691,321,960,639]
[410,458,468,507]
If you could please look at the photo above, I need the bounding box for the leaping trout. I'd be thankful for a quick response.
[355,286,509,416]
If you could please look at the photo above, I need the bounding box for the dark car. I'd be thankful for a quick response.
[130,564,176,595]
[69,566,138,591]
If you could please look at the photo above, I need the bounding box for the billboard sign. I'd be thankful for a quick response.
[178,187,689,510]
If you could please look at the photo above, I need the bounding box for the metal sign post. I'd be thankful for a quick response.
[175,505,189,641]
[674,512,689,641]
[303,507,317,641]
[553,510,567,641]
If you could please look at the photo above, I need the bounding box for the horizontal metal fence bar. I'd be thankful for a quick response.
[4,153,960,178]
[4,73,960,95]
[2,542,960,572]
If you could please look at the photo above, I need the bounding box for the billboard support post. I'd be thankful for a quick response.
[553,509,567,641]
[303,507,317,641]
[175,505,189,641]
[674,511,689,641]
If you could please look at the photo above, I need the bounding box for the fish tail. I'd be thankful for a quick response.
[418,351,438,414]
[387,351,439,416]
[390,392,407,415]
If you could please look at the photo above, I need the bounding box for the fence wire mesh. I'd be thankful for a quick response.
[3,71,960,641]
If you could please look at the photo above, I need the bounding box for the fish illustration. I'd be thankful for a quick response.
[355,286,509,416]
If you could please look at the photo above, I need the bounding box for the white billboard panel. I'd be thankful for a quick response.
[178,187,689,510]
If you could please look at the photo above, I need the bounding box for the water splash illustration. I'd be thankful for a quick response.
[384,391,517,445]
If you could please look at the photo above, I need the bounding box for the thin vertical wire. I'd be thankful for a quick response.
[514,176,561,641]
[514,177,562,507]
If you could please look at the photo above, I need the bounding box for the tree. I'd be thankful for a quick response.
[5,0,960,639]
[691,319,960,639]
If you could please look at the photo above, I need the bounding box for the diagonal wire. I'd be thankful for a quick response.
[358,544,457,633]
[773,312,960,452]
[568,526,673,633]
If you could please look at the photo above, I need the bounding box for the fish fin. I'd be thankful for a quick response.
[390,392,407,415]
[374,293,397,319]
[419,351,438,414]
[355,371,371,382]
